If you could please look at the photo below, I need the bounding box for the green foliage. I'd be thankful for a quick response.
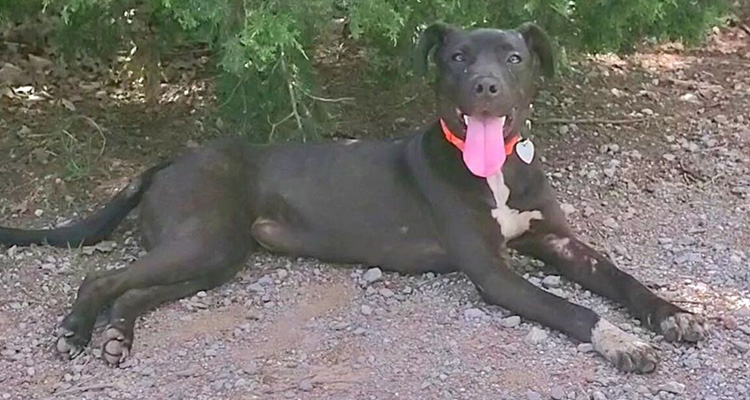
[0,0,731,142]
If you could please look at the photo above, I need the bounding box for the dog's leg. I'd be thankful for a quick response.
[464,253,658,372]
[509,228,707,343]
[100,265,240,365]
[434,212,659,373]
[55,239,249,359]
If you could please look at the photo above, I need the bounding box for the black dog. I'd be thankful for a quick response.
[0,22,706,373]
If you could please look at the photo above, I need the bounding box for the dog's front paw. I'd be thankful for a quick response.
[660,312,707,343]
[55,327,87,360]
[590,319,659,374]
[101,326,132,366]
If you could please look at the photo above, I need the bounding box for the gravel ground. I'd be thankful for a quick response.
[2,27,750,400]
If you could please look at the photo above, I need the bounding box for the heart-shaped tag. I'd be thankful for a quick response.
[516,139,535,164]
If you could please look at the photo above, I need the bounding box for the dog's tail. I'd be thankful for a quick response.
[0,161,171,248]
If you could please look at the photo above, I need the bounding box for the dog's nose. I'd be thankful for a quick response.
[474,77,500,96]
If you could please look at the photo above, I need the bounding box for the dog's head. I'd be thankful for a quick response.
[416,22,554,176]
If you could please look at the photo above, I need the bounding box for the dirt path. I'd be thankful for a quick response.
[1,27,750,400]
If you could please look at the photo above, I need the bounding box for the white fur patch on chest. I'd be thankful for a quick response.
[486,172,543,241]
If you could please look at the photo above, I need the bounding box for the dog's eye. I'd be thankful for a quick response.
[452,52,466,62]
[508,54,523,64]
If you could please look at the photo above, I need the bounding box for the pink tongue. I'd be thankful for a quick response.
[463,116,506,177]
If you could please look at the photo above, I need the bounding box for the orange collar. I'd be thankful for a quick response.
[440,119,520,155]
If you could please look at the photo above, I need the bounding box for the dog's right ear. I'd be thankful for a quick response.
[415,22,456,76]
[516,22,555,78]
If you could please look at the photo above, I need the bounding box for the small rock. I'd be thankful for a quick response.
[541,275,562,288]
[0,63,27,85]
[464,308,487,320]
[731,340,750,353]
[714,114,729,125]
[246,310,261,320]
[243,363,260,375]
[28,54,53,70]
[560,203,576,216]
[500,316,521,328]
[379,288,395,298]
[602,217,619,230]
[550,386,566,400]
[362,268,383,283]
[361,305,373,316]
[723,315,739,330]
[331,322,349,331]
[679,93,700,103]
[247,283,265,293]
[663,153,676,162]
[298,379,314,392]
[592,391,607,400]
[558,125,570,135]
[210,380,226,392]
[175,364,202,377]
[659,381,686,395]
[577,343,594,353]
[641,108,654,116]
[524,327,548,345]
[402,286,413,295]
[583,207,595,217]
[526,390,542,400]
[277,269,289,279]
[257,276,274,286]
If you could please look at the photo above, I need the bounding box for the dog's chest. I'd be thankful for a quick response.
[485,172,542,241]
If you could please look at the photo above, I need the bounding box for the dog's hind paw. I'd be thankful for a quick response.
[101,327,132,366]
[660,312,707,343]
[590,319,660,374]
[55,328,85,360]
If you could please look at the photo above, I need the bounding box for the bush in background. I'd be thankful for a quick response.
[0,0,732,142]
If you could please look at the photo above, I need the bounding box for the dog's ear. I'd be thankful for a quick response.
[415,22,457,76]
[516,22,555,78]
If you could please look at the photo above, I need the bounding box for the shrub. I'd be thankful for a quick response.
[0,0,732,142]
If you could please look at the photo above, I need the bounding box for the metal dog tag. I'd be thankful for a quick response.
[516,139,535,164]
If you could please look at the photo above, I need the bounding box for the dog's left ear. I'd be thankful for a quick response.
[516,22,555,78]
[414,22,457,76]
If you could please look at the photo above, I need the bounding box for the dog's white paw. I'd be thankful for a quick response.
[660,312,707,342]
[590,319,659,374]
